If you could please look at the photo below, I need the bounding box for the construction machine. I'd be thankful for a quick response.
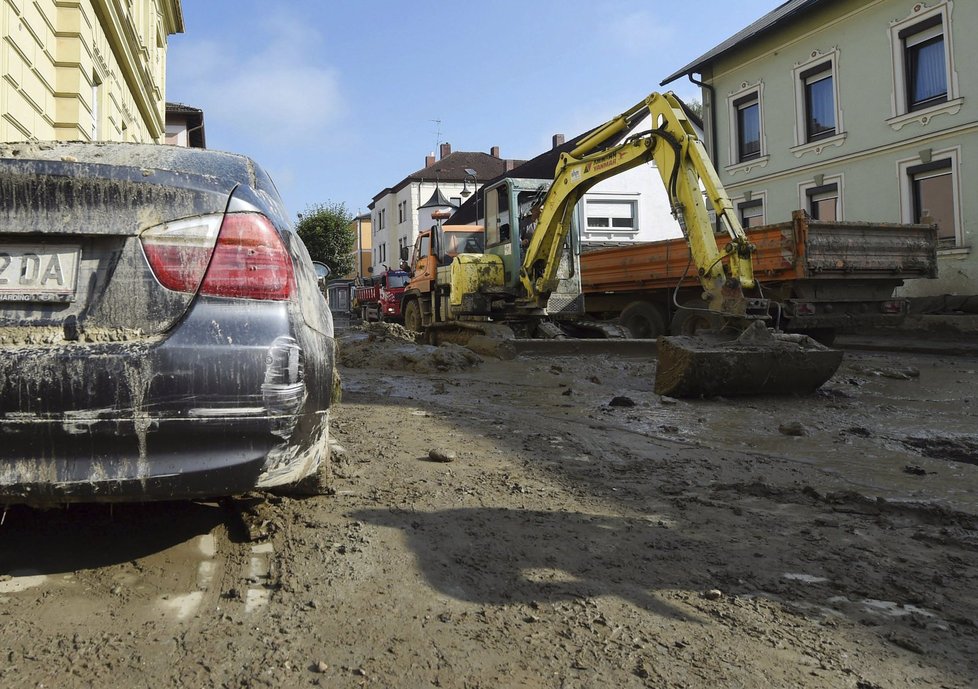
[401,91,842,397]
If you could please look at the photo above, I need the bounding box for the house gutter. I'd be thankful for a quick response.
[687,73,717,167]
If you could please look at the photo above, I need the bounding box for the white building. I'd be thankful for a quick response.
[367,144,518,275]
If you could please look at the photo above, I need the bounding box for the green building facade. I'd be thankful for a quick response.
[664,0,976,301]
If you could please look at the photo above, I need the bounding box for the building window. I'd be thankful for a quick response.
[164,123,182,146]
[806,183,839,221]
[91,72,102,141]
[802,63,835,141]
[889,5,957,121]
[737,199,765,228]
[902,16,947,112]
[584,199,637,239]
[909,159,957,247]
[734,93,761,161]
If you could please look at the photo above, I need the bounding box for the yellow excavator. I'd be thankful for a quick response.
[401,91,842,397]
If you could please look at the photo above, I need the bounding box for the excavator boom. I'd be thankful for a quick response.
[519,91,842,397]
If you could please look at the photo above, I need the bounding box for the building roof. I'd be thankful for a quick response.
[373,151,521,204]
[407,151,513,182]
[447,136,587,225]
[165,102,202,115]
[660,0,831,85]
[165,102,206,148]
[164,0,185,34]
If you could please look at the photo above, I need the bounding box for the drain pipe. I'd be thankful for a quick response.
[688,73,717,167]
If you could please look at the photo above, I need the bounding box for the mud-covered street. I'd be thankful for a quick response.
[2,323,978,688]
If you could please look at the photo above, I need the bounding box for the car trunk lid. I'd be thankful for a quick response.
[0,155,236,337]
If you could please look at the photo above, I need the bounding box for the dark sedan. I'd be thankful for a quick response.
[0,142,335,504]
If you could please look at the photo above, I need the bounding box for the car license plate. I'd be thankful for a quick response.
[0,245,81,302]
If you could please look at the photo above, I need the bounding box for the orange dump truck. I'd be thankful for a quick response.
[582,210,938,342]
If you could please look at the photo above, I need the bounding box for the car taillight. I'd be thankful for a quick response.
[142,212,294,300]
[199,213,294,300]
[141,213,223,293]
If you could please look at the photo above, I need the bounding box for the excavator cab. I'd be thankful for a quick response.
[483,178,585,319]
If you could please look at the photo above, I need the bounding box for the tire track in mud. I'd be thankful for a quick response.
[0,501,283,689]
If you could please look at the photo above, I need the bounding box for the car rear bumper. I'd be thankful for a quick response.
[0,300,333,504]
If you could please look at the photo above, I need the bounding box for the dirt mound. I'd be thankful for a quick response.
[338,323,482,373]
[345,322,419,343]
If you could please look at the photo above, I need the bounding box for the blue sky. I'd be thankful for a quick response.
[167,1,781,218]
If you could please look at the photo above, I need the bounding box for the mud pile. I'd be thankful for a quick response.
[338,322,482,373]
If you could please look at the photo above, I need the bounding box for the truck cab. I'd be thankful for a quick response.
[402,220,485,330]
[353,269,409,323]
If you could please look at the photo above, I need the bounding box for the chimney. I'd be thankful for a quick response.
[490,146,500,158]
[552,134,565,148]
[440,142,451,159]
[425,153,435,167]
[505,159,516,172]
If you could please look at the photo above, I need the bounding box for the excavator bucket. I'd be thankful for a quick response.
[654,321,844,398]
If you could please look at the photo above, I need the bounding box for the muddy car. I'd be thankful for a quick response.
[0,142,334,504]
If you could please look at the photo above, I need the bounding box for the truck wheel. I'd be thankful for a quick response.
[403,299,423,333]
[670,299,720,336]
[619,302,666,339]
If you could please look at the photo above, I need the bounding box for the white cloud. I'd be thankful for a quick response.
[602,11,675,59]
[168,15,345,147]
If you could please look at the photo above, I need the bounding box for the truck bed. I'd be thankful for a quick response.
[354,285,381,303]
[581,211,938,293]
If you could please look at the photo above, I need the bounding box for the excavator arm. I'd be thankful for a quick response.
[520,91,755,317]
[520,91,842,398]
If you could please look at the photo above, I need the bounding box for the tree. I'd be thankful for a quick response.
[685,98,704,121]
[295,202,355,277]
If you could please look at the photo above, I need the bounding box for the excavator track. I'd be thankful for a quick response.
[568,319,630,339]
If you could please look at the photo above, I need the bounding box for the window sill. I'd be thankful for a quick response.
[790,132,847,158]
[937,246,970,257]
[584,232,640,240]
[887,98,964,131]
[724,155,770,176]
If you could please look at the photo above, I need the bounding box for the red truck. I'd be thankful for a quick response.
[353,270,410,323]
[582,211,938,343]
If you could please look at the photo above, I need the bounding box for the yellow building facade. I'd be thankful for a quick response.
[346,212,372,280]
[1,0,183,143]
